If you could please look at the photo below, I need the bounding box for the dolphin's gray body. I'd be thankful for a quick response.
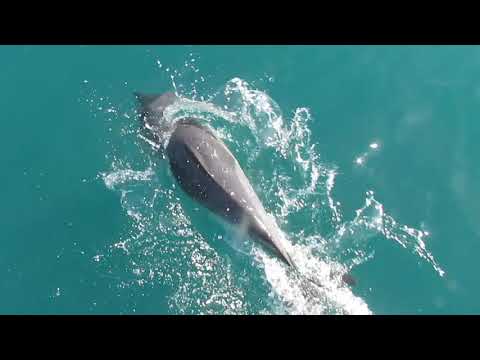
[135,91,296,267]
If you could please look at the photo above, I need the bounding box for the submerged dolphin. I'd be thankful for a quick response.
[134,91,355,287]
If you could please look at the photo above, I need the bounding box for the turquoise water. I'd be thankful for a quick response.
[2,45,478,314]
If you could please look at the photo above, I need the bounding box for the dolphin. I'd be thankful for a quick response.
[135,91,295,267]
[134,91,356,287]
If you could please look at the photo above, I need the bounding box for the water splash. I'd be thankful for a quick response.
[92,56,444,314]
[101,168,155,190]
[328,190,444,277]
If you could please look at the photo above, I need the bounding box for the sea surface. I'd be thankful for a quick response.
[2,45,478,314]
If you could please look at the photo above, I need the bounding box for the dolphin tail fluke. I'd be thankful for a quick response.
[134,91,178,119]
[134,91,179,142]
[134,92,163,108]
